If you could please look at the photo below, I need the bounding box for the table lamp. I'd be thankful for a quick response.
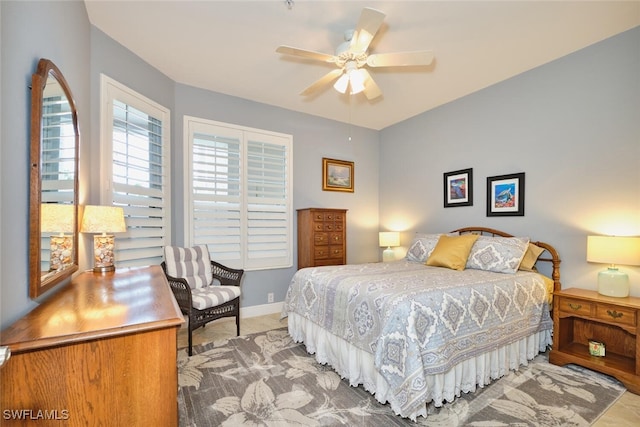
[41,203,75,271]
[379,231,400,262]
[587,235,640,297]
[80,205,126,273]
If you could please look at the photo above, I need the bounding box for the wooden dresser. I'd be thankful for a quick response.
[297,208,347,269]
[0,266,185,426]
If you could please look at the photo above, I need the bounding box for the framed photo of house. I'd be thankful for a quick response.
[486,172,525,216]
[443,168,473,207]
[322,158,354,192]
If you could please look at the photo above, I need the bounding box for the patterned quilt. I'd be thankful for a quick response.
[282,260,553,417]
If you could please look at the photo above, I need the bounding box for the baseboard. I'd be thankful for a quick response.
[241,301,283,319]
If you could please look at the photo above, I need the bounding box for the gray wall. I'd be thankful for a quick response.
[173,85,380,306]
[1,0,91,325]
[0,1,379,326]
[1,1,638,327]
[379,26,640,294]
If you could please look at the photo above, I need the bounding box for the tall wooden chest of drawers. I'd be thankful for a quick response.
[297,208,347,269]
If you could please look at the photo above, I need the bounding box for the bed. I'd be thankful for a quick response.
[281,226,561,421]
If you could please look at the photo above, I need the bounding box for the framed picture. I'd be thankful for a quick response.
[486,172,525,216]
[322,158,354,192]
[443,168,473,207]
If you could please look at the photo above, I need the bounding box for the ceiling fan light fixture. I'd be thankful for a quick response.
[349,69,366,94]
[333,73,349,94]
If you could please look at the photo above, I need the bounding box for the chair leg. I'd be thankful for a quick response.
[236,314,240,337]
[188,325,193,356]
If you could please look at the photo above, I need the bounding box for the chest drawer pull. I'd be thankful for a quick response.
[568,303,582,311]
[607,310,623,319]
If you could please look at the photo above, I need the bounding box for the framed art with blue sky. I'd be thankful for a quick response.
[487,172,525,216]
[443,168,473,207]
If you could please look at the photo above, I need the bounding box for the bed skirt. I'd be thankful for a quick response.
[287,312,553,421]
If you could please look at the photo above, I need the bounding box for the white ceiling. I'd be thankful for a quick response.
[84,1,640,130]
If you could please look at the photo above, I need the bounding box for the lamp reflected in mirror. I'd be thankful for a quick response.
[80,205,127,273]
[41,203,75,272]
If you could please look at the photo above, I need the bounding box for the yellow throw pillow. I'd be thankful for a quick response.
[426,234,479,271]
[519,243,545,271]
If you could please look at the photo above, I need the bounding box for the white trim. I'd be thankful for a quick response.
[240,301,284,319]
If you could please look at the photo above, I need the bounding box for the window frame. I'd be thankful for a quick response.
[183,116,293,271]
[99,74,171,268]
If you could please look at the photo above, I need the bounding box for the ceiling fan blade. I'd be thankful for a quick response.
[276,45,336,63]
[366,51,434,68]
[350,7,386,53]
[300,69,344,96]
[361,69,382,100]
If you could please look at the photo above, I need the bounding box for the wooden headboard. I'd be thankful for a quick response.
[451,226,562,293]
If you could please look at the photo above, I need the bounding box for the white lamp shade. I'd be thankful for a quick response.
[80,205,126,234]
[333,74,349,94]
[379,231,400,248]
[41,203,75,233]
[587,236,640,266]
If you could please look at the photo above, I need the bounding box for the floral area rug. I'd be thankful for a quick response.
[177,328,625,426]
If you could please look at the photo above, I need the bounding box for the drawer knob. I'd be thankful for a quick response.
[568,303,582,311]
[607,310,623,319]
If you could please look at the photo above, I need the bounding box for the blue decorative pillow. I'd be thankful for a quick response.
[465,236,530,274]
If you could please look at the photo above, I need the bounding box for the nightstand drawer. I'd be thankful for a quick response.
[558,297,592,316]
[595,304,636,327]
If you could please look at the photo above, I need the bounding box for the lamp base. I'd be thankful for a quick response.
[93,234,117,273]
[597,267,629,298]
[382,247,395,262]
[49,234,73,272]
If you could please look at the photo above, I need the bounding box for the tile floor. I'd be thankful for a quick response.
[177,313,640,425]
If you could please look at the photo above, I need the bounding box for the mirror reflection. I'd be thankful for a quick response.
[30,59,79,298]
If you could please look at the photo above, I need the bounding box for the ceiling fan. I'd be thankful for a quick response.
[276,7,434,100]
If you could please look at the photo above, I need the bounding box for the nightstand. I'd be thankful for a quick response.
[549,288,640,394]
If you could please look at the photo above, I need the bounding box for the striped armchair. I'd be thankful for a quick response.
[161,245,243,356]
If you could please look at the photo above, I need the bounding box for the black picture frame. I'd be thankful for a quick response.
[486,172,525,217]
[443,168,473,207]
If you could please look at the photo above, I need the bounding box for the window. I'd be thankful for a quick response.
[100,75,171,268]
[184,116,292,270]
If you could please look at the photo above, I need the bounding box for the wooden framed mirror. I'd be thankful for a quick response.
[29,58,79,299]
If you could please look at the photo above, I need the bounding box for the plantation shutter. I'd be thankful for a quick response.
[246,136,290,269]
[185,117,292,270]
[190,125,243,264]
[101,75,171,268]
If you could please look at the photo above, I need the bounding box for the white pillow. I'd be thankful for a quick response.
[465,236,530,274]
[405,233,445,262]
[164,245,213,289]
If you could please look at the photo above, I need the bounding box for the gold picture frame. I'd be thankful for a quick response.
[322,158,354,192]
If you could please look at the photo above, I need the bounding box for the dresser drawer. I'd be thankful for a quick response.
[558,297,592,316]
[314,232,328,245]
[314,246,329,260]
[328,232,343,245]
[595,304,636,327]
[328,246,344,259]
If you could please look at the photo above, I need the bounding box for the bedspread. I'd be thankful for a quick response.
[282,260,553,417]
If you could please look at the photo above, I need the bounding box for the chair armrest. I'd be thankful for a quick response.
[161,261,193,311]
[210,260,244,287]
